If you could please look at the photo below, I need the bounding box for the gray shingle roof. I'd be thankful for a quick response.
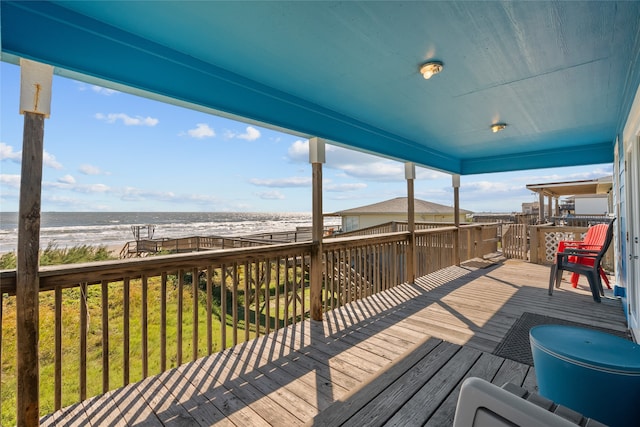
[333,197,472,215]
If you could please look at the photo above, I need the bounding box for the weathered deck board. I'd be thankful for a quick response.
[341,342,464,427]
[424,352,506,427]
[44,260,627,426]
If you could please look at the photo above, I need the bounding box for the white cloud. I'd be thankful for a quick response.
[287,140,309,162]
[238,126,261,141]
[43,195,88,208]
[286,140,447,182]
[462,181,516,194]
[225,126,262,141]
[249,177,311,187]
[44,180,111,194]
[121,186,176,201]
[184,194,221,204]
[416,168,449,180]
[91,86,118,96]
[325,183,367,192]
[338,162,404,181]
[58,175,76,185]
[43,151,63,169]
[79,164,108,175]
[95,113,159,126]
[0,143,21,162]
[84,184,110,193]
[0,174,21,188]
[185,123,215,139]
[518,166,613,184]
[2,143,63,170]
[255,190,285,200]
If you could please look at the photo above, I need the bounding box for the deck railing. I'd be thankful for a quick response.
[0,224,499,424]
[529,224,614,271]
[120,234,298,258]
[335,220,456,237]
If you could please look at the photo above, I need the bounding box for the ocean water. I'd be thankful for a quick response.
[0,212,341,253]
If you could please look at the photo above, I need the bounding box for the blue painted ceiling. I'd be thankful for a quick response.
[2,1,639,175]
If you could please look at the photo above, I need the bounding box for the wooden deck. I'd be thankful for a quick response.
[42,259,627,426]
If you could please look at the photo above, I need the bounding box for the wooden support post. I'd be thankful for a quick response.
[554,197,560,217]
[405,163,416,283]
[530,226,540,264]
[309,138,325,321]
[538,192,545,223]
[547,195,553,220]
[16,115,45,423]
[1,293,3,415]
[452,174,461,266]
[17,59,52,427]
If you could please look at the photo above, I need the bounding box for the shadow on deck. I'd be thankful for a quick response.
[43,259,627,426]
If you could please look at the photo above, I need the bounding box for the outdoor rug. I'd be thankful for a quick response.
[492,312,631,366]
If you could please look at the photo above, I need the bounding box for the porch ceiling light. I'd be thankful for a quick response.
[420,61,443,79]
[491,123,507,133]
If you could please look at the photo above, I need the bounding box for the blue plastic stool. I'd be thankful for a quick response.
[530,325,640,427]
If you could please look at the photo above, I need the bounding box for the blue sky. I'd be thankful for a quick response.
[1,61,612,213]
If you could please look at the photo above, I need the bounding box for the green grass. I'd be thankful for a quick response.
[0,243,113,270]
[1,247,310,425]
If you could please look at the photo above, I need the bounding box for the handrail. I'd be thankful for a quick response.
[0,226,493,294]
[0,224,500,424]
[0,242,312,295]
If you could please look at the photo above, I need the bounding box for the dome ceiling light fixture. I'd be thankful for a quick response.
[420,61,443,79]
[491,123,507,133]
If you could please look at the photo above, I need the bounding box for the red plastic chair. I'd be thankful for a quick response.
[556,223,611,289]
[550,219,615,302]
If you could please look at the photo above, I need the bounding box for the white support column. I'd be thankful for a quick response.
[405,163,416,283]
[309,137,325,321]
[17,58,53,427]
[452,174,461,266]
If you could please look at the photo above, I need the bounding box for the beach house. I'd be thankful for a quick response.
[333,197,471,233]
[2,1,640,425]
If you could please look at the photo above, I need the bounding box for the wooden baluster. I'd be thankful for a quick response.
[284,259,290,328]
[123,278,130,385]
[207,266,213,355]
[384,244,389,291]
[244,262,250,342]
[0,293,3,413]
[80,282,87,401]
[365,245,371,297]
[322,251,328,312]
[221,265,227,350]
[253,260,264,338]
[392,244,398,287]
[101,280,109,393]
[275,258,281,331]
[141,275,148,378]
[160,273,166,373]
[346,249,352,302]
[357,247,362,300]
[192,267,199,361]
[232,263,238,347]
[290,256,299,325]
[177,270,183,366]
[374,245,380,295]
[265,260,271,335]
[54,287,62,410]
[302,253,307,318]
[336,250,340,307]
